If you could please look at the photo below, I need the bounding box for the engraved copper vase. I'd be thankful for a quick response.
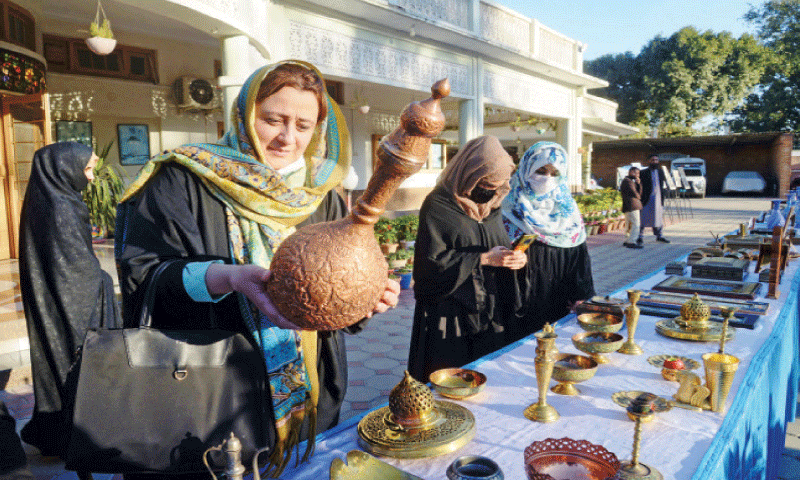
[266,79,451,330]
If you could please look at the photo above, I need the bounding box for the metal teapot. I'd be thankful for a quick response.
[203,432,270,480]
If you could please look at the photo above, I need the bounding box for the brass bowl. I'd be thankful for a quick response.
[571,332,624,364]
[551,354,598,396]
[576,313,624,333]
[524,437,621,480]
[429,368,487,399]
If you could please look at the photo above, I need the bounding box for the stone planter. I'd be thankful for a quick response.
[380,243,399,255]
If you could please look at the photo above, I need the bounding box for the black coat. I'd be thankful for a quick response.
[407,186,522,382]
[19,143,120,456]
[115,163,362,446]
[620,176,643,212]
[640,166,667,207]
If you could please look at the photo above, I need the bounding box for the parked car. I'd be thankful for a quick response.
[670,157,707,198]
[721,171,766,194]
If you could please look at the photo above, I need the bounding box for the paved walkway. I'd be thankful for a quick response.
[1,197,799,479]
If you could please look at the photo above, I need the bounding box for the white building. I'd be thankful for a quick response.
[0,0,636,259]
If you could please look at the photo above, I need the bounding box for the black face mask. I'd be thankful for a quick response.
[469,185,497,204]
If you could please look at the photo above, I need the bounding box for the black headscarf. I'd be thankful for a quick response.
[18,142,120,456]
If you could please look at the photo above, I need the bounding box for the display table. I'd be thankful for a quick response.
[277,260,800,480]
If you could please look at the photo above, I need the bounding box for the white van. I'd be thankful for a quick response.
[670,157,707,198]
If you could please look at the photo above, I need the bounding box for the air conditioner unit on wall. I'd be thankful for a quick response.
[172,76,220,111]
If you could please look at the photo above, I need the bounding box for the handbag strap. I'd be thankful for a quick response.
[138,260,175,328]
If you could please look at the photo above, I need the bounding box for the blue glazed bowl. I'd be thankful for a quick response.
[446,455,504,480]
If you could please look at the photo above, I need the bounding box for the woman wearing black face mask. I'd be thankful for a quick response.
[407,135,527,383]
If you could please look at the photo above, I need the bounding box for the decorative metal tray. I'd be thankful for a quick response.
[330,450,423,480]
[655,317,736,342]
[524,437,621,480]
[637,290,769,316]
[652,275,762,300]
[646,354,700,371]
[357,400,475,458]
[611,390,672,414]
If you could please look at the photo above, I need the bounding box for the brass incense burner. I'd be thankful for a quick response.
[266,80,450,330]
[655,294,736,342]
[357,371,475,458]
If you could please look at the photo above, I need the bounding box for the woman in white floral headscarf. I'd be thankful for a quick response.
[501,141,595,342]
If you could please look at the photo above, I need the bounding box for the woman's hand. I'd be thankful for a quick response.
[205,263,300,330]
[568,299,585,313]
[366,278,401,318]
[481,246,528,270]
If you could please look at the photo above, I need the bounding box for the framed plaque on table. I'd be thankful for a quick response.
[651,275,762,300]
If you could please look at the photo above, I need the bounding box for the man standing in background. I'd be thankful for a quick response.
[638,154,670,244]
[620,166,643,249]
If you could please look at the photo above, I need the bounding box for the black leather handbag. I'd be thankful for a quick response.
[64,263,268,474]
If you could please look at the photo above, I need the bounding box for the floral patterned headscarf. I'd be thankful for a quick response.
[501,142,586,248]
[121,60,351,477]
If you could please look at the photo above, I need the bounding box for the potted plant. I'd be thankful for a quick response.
[83,141,125,238]
[85,1,116,55]
[396,266,413,289]
[386,251,408,269]
[374,217,399,254]
[395,214,419,249]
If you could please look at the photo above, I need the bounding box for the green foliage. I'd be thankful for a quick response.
[729,1,800,137]
[394,214,419,241]
[89,19,114,39]
[585,27,768,136]
[83,141,124,236]
[374,217,398,244]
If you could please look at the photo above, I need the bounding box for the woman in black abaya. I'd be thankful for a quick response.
[407,135,527,383]
[18,142,120,456]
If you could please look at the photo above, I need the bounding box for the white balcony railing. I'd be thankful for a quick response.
[388,0,472,30]
[383,0,583,72]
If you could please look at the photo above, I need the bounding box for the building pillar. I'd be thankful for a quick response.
[459,59,484,147]
[218,35,251,131]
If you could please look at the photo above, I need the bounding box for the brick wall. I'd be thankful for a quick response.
[591,134,794,196]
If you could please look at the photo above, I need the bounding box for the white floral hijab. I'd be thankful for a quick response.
[501,142,586,248]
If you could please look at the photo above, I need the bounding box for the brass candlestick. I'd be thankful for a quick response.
[619,290,644,355]
[718,307,735,355]
[524,323,560,423]
[614,393,664,480]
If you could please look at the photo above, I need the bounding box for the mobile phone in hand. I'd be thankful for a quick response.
[511,234,536,252]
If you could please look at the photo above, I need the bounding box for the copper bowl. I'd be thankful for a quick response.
[524,437,621,480]
[430,368,487,399]
[576,313,623,334]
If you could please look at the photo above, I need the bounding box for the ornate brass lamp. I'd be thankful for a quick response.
[524,323,560,423]
[613,393,664,480]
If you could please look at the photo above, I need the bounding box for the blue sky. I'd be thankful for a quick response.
[495,0,758,60]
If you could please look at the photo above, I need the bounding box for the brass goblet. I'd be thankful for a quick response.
[619,289,644,355]
[551,353,598,396]
[572,332,624,365]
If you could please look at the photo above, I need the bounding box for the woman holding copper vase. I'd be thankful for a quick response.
[116,61,398,477]
[501,142,595,343]
[407,135,527,383]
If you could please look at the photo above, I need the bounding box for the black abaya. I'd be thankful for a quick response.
[115,163,361,448]
[18,142,120,456]
[407,186,521,383]
[507,240,594,343]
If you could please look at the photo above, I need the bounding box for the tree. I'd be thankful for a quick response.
[729,0,800,135]
[586,27,767,137]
